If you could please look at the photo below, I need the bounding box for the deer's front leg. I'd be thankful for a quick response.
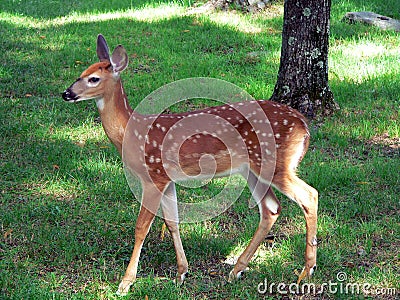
[117,183,162,296]
[229,180,281,281]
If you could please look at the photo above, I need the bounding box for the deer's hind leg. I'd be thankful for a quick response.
[272,171,318,283]
[160,182,188,284]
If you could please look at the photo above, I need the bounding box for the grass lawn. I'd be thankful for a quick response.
[0,0,399,299]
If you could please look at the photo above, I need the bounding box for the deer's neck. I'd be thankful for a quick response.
[97,80,134,155]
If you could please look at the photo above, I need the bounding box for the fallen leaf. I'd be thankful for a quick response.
[343,261,355,268]
[74,140,85,147]
[160,223,167,241]
[4,228,13,239]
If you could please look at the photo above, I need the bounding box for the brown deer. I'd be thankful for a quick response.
[62,34,318,296]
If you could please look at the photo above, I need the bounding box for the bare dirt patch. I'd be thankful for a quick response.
[366,132,399,158]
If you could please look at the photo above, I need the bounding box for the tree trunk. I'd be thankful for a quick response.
[270,0,339,119]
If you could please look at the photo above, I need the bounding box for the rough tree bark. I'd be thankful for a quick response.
[270,0,339,119]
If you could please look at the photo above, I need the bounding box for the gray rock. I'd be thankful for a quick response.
[343,11,400,32]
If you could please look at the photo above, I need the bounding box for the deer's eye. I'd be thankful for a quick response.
[88,77,100,83]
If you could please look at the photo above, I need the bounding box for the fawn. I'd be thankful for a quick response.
[62,35,318,295]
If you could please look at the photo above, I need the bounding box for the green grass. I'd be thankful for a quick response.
[1,0,399,299]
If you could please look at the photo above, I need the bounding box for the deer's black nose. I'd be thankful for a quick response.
[62,89,79,101]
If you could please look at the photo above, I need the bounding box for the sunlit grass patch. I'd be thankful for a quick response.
[0,3,186,28]
[330,38,400,84]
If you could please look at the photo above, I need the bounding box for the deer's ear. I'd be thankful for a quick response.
[111,45,129,73]
[97,34,110,62]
